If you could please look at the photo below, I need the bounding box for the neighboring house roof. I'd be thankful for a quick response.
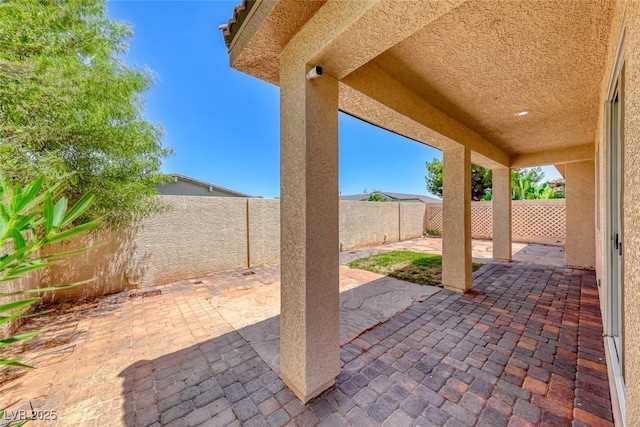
[159,174,252,198]
[340,191,441,204]
[547,178,566,188]
[340,194,372,201]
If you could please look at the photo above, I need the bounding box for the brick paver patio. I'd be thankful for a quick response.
[344,237,565,267]
[0,239,612,426]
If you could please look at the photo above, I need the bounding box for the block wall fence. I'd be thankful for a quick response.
[12,196,565,303]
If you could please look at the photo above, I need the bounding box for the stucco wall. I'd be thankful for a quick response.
[399,203,427,241]
[22,198,429,300]
[339,201,401,250]
[565,160,596,269]
[594,0,625,307]
[30,198,427,301]
[15,196,571,304]
[1,271,42,337]
[40,228,139,301]
[248,198,280,267]
[622,0,640,422]
[593,1,640,424]
[42,196,249,298]
[132,196,249,287]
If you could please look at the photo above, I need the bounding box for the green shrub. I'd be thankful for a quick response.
[0,174,100,368]
[367,193,388,202]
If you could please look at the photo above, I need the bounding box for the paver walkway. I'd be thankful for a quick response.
[0,239,611,426]
[205,266,438,375]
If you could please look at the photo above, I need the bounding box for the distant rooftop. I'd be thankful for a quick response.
[158,173,253,198]
[340,191,441,204]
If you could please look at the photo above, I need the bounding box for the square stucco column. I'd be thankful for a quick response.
[565,160,595,268]
[279,57,340,403]
[442,145,472,292]
[492,167,512,261]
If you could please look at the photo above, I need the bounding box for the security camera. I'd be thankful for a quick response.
[306,65,323,80]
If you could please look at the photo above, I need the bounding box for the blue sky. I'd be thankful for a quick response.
[106,1,560,199]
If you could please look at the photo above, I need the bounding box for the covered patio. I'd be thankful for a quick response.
[132,261,611,427]
[221,0,608,409]
[0,240,612,426]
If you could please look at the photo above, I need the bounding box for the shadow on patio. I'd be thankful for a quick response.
[118,262,612,427]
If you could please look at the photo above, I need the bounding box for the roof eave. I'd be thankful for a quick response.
[222,0,258,50]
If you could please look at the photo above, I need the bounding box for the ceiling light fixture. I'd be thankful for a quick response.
[516,110,529,116]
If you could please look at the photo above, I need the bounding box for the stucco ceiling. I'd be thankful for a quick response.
[374,0,613,156]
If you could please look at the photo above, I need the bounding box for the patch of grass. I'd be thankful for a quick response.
[348,251,483,287]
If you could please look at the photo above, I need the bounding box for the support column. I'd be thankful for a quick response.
[442,145,472,292]
[492,167,512,261]
[565,160,595,268]
[279,56,340,402]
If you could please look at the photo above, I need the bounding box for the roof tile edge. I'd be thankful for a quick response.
[222,0,257,48]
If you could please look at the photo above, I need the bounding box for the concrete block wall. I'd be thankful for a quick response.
[129,196,249,287]
[248,198,280,267]
[14,196,568,302]
[40,196,250,300]
[1,270,42,337]
[400,203,428,241]
[30,197,427,301]
[339,201,407,250]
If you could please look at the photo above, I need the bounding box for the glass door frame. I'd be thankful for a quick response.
[604,26,626,426]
